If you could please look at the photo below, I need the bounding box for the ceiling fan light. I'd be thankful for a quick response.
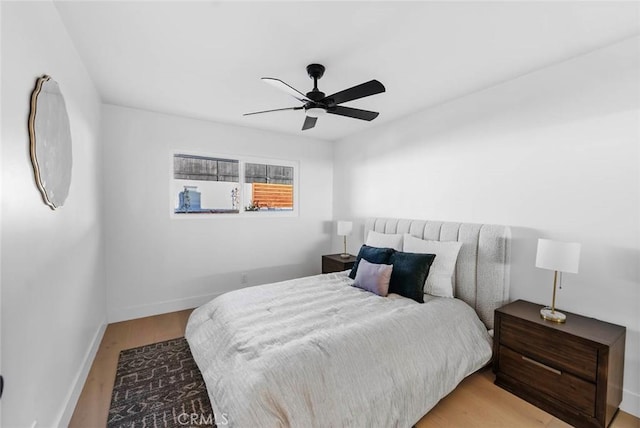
[306,107,326,118]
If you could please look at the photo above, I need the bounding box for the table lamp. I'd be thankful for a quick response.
[337,221,353,258]
[535,238,581,323]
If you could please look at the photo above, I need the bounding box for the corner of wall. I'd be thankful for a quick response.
[56,318,107,427]
[622,389,640,419]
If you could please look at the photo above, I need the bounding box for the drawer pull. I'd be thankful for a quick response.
[521,355,562,375]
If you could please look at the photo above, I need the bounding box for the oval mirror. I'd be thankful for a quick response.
[28,75,73,209]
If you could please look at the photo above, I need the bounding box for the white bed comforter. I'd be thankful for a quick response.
[186,272,492,428]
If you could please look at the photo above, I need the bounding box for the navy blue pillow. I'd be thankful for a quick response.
[388,252,436,303]
[348,245,395,279]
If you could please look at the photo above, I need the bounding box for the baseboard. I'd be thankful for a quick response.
[107,292,223,323]
[56,318,107,427]
[622,388,640,418]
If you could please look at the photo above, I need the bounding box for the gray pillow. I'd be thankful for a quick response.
[353,259,393,297]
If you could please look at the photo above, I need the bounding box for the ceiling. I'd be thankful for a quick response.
[54,1,640,142]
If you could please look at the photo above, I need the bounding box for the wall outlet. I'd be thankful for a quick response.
[241,273,248,285]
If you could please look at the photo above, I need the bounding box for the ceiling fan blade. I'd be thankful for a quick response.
[262,78,311,103]
[302,116,317,130]
[243,106,303,116]
[322,80,385,105]
[327,106,379,121]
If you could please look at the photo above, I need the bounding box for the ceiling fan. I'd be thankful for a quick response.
[244,64,385,130]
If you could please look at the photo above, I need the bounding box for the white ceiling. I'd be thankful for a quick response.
[54,1,640,142]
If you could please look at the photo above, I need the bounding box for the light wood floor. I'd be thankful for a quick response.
[70,310,639,428]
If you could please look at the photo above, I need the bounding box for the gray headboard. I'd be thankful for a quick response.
[364,218,511,330]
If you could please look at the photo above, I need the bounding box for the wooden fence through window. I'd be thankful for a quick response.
[251,183,293,209]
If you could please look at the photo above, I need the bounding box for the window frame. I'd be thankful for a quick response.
[170,151,299,219]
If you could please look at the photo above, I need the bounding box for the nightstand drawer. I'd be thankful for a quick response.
[500,345,596,416]
[500,315,597,382]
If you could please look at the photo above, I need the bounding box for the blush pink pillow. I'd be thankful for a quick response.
[353,259,393,297]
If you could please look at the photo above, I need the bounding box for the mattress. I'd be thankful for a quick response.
[186,271,493,427]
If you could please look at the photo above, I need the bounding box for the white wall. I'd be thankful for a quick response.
[1,2,106,427]
[0,1,4,423]
[333,36,640,416]
[102,105,333,322]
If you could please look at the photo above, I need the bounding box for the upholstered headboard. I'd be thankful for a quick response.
[364,218,511,330]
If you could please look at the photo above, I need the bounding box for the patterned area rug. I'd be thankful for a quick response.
[108,337,215,428]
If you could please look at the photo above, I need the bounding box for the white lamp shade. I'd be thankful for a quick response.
[535,238,581,274]
[337,221,353,236]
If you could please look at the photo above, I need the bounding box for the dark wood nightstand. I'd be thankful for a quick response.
[322,254,356,274]
[493,300,626,428]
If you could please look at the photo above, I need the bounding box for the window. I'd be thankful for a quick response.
[173,154,240,214]
[244,163,294,211]
[172,153,297,216]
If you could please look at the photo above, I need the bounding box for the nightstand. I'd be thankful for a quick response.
[322,254,356,274]
[493,300,626,428]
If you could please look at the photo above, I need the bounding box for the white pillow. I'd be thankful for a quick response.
[365,230,403,251]
[403,234,463,298]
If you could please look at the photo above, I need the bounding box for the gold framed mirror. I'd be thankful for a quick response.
[28,75,73,209]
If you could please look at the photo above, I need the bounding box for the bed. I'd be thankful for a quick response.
[186,218,511,427]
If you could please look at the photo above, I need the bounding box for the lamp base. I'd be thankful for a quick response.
[339,253,350,259]
[540,307,566,323]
